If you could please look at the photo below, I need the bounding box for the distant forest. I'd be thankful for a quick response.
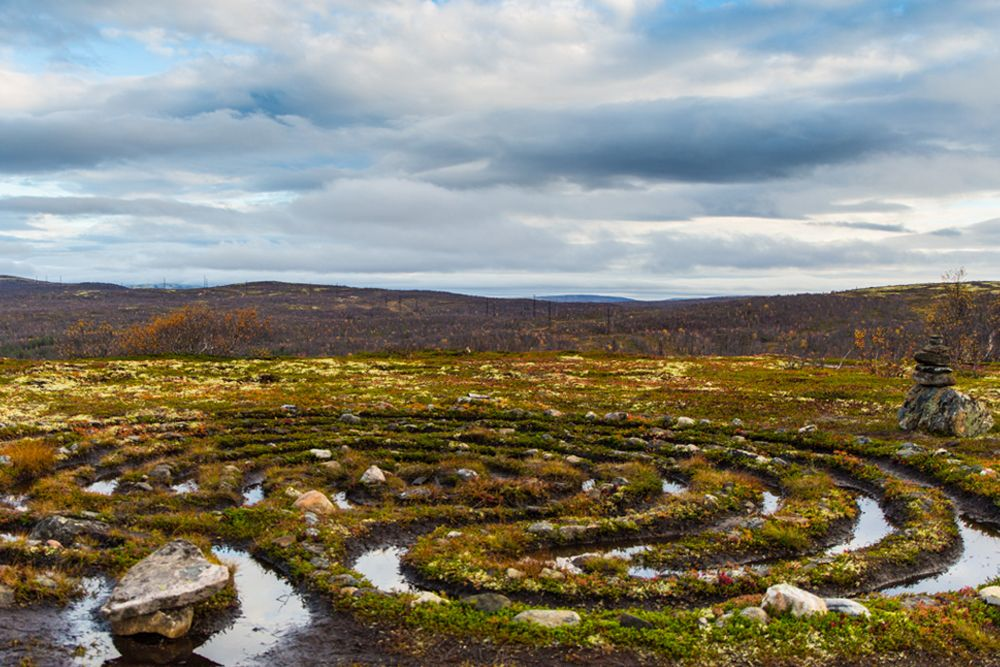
[0,276,997,363]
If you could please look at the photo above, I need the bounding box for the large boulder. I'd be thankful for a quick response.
[29,515,111,546]
[761,583,827,617]
[101,540,230,638]
[898,386,994,437]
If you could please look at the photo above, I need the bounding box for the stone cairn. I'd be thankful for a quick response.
[898,335,994,437]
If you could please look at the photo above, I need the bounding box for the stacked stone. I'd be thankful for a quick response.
[912,335,955,387]
[898,334,994,437]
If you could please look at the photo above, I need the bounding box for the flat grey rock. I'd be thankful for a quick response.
[101,540,230,623]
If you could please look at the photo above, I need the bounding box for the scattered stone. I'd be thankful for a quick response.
[675,417,695,429]
[761,583,827,617]
[584,411,598,421]
[310,449,332,460]
[855,435,872,445]
[463,593,511,613]
[321,460,343,473]
[329,574,359,587]
[527,521,555,536]
[455,468,479,481]
[32,574,58,590]
[618,612,653,629]
[45,539,62,549]
[148,464,173,484]
[0,584,14,607]
[731,418,744,428]
[979,586,1000,606]
[29,516,111,547]
[360,465,386,485]
[824,598,871,617]
[899,336,994,437]
[101,540,230,638]
[896,442,924,459]
[505,567,525,580]
[284,486,302,499]
[565,455,585,465]
[281,404,298,413]
[273,535,296,548]
[293,490,337,515]
[512,609,580,628]
[739,607,769,623]
[411,591,446,606]
[604,412,628,422]
[540,567,565,580]
[798,424,817,434]
[340,413,362,425]
[446,531,463,539]
[544,409,564,418]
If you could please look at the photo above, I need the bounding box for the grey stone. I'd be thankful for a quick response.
[463,593,511,613]
[898,386,994,437]
[0,584,14,607]
[29,516,111,547]
[360,465,386,485]
[618,612,653,629]
[512,609,580,628]
[340,413,362,425]
[739,606,769,623]
[823,597,871,617]
[761,583,827,617]
[111,606,194,639]
[979,585,1000,606]
[101,540,230,629]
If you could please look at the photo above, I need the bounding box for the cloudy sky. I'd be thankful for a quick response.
[1,0,999,298]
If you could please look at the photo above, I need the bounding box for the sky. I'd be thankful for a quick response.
[1,0,999,298]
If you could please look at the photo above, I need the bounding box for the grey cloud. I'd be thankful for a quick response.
[809,221,912,233]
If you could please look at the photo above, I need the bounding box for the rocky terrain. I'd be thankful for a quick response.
[0,352,999,665]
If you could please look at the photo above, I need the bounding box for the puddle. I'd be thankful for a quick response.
[761,491,780,515]
[826,495,893,556]
[197,547,311,664]
[57,548,310,666]
[883,516,1000,595]
[0,494,28,511]
[333,492,352,510]
[243,483,264,506]
[662,479,685,494]
[84,479,118,495]
[353,546,414,593]
[171,480,200,495]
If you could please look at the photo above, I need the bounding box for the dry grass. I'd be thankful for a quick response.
[3,439,56,481]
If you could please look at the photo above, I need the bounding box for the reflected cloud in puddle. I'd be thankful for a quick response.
[354,546,414,593]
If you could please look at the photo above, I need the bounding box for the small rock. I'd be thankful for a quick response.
[539,567,565,580]
[979,586,1000,606]
[544,409,564,418]
[411,591,446,606]
[527,521,555,536]
[584,411,598,421]
[0,584,14,607]
[310,449,332,460]
[505,568,525,580]
[110,607,194,639]
[446,531,463,539]
[731,418,744,428]
[273,535,296,548]
[618,612,653,629]
[675,417,695,429]
[823,598,871,617]
[321,461,343,473]
[762,583,827,617]
[798,424,817,434]
[329,574,359,587]
[463,593,511,613]
[739,607,769,623]
[29,516,111,547]
[604,412,628,422]
[340,413,362,425]
[360,465,386,485]
[513,609,580,628]
[455,468,479,481]
[293,490,337,515]
[565,455,585,465]
[149,464,173,484]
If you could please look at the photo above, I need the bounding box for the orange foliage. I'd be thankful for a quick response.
[116,305,272,356]
[3,439,56,480]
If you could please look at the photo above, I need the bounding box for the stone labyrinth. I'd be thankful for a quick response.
[2,380,1000,664]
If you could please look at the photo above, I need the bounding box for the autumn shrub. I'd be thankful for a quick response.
[3,439,56,481]
[115,305,272,356]
[57,319,116,357]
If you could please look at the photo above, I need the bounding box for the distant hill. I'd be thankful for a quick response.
[0,275,996,359]
[536,295,636,303]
